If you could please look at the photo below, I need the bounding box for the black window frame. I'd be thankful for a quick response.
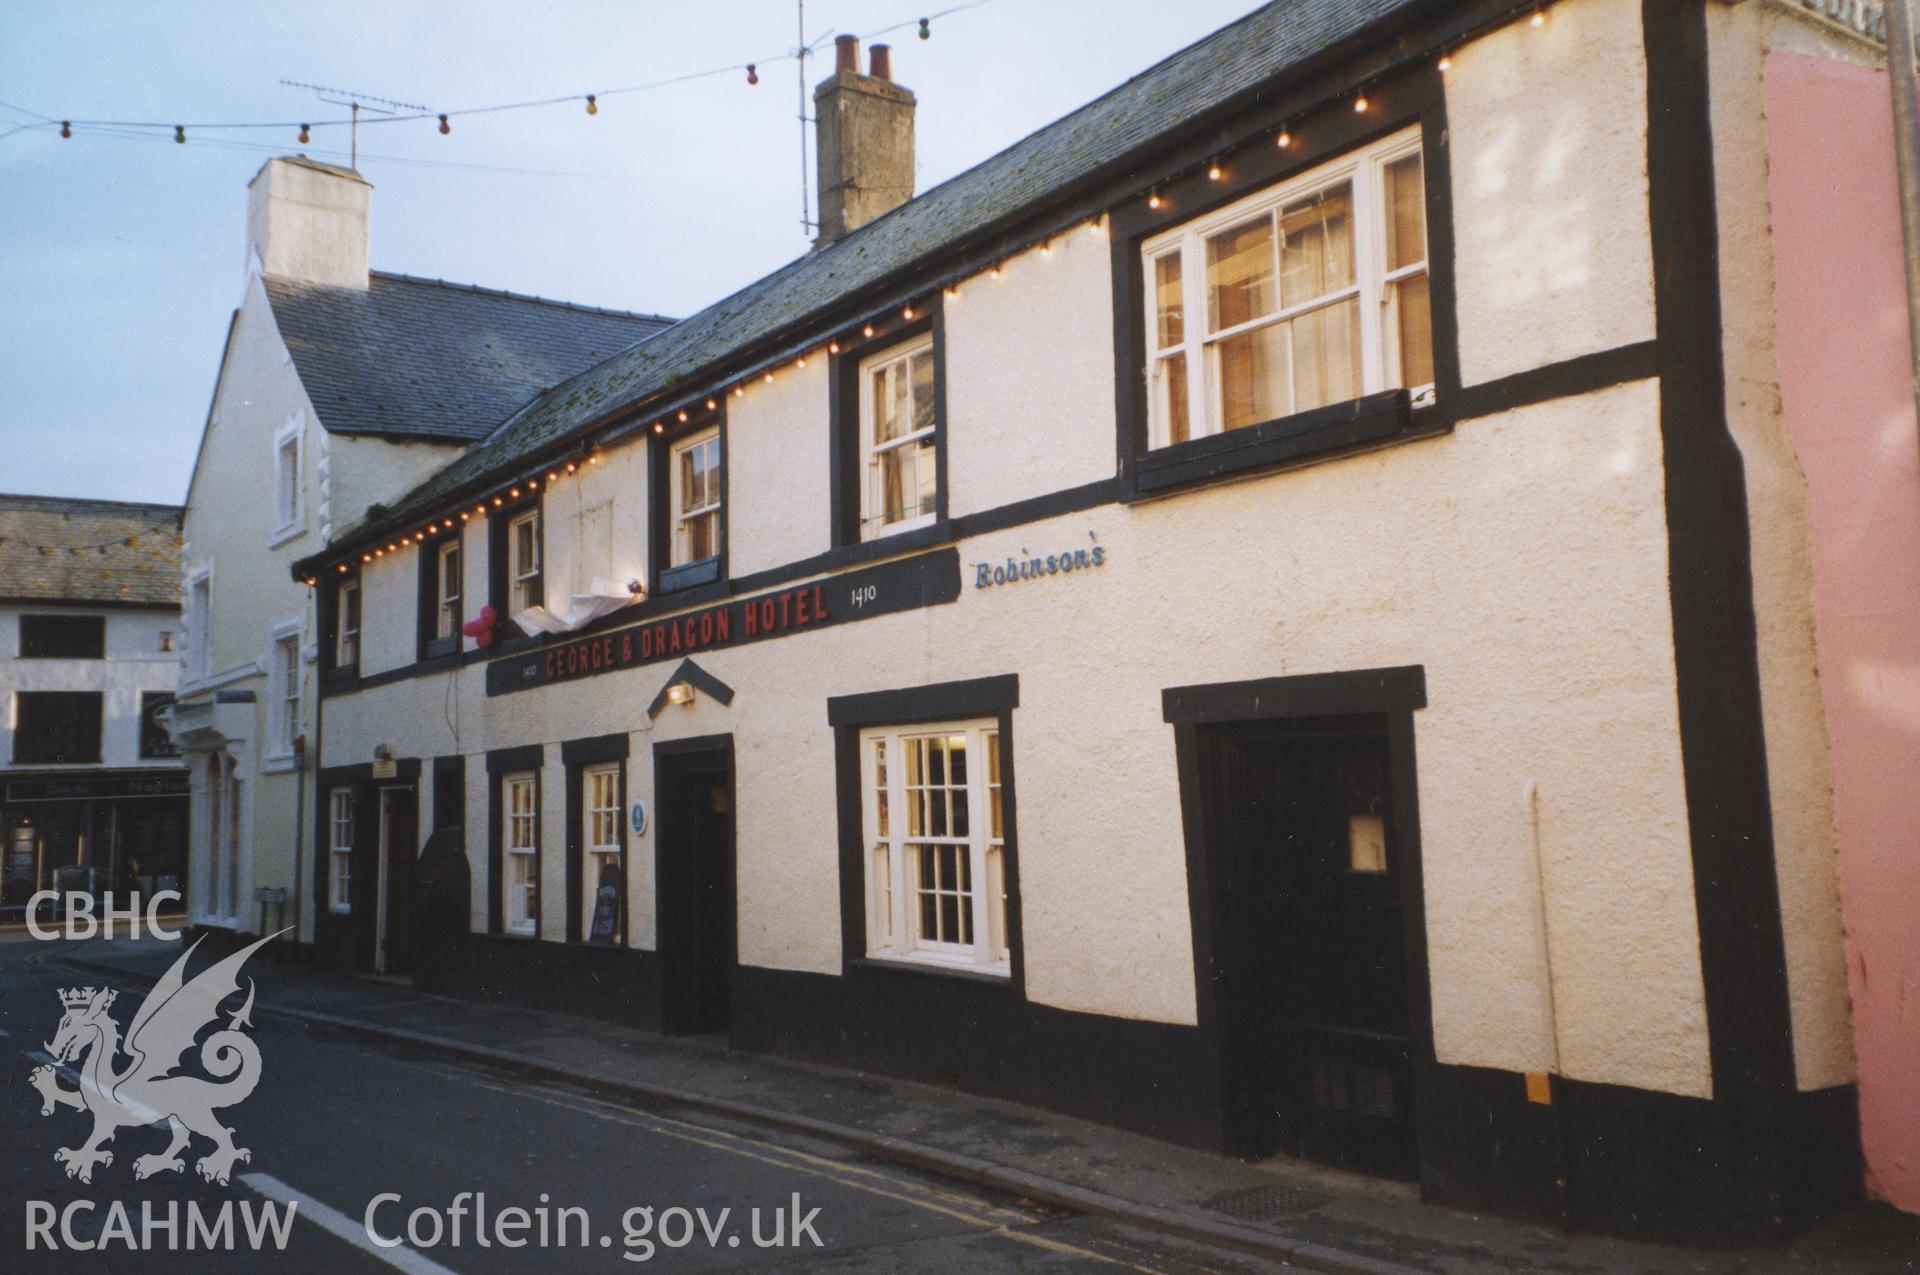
[1108,68,1459,501]
[417,526,465,663]
[487,492,545,643]
[648,398,729,598]
[827,293,950,553]
[827,673,1023,991]
[319,572,362,687]
[18,613,105,660]
[12,691,104,765]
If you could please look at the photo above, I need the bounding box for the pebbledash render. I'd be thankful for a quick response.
[167,0,1917,1242]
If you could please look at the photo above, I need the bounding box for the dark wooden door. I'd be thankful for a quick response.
[380,787,417,977]
[1211,718,1416,1178]
[658,747,734,1035]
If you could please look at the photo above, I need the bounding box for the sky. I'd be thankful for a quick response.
[0,0,1267,505]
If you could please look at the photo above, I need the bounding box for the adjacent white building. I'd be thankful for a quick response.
[0,494,187,916]
[169,155,670,941]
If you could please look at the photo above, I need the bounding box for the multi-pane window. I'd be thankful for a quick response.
[859,338,938,538]
[508,510,542,614]
[1144,128,1432,449]
[18,614,105,659]
[328,789,353,913]
[273,633,300,754]
[335,579,360,667]
[435,540,462,639]
[583,763,623,943]
[862,719,1010,974]
[274,423,301,530]
[502,772,538,935]
[669,430,722,566]
[188,575,211,679]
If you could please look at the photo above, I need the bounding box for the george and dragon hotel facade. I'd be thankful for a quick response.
[171,0,1920,1241]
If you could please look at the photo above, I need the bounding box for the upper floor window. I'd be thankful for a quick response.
[18,614,104,659]
[270,630,300,755]
[508,509,543,614]
[1143,127,1431,450]
[861,719,1010,975]
[860,336,938,538]
[435,539,462,640]
[12,692,103,765]
[669,429,721,568]
[334,578,360,668]
[273,418,302,535]
[187,573,212,680]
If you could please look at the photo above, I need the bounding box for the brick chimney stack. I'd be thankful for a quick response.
[813,35,916,248]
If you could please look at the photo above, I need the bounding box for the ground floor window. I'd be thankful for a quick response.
[861,719,1009,974]
[583,762,622,944]
[502,772,538,934]
[327,788,353,913]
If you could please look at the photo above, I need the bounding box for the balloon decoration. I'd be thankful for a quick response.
[462,605,498,649]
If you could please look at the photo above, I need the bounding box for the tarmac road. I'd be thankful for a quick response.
[0,933,1274,1274]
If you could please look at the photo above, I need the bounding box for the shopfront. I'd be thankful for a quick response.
[1,772,189,918]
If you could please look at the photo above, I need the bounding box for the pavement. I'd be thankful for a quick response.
[40,934,1920,1275]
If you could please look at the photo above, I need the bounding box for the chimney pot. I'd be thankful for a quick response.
[834,34,860,74]
[869,44,892,81]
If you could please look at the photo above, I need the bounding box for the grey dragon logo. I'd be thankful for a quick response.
[29,931,283,1185]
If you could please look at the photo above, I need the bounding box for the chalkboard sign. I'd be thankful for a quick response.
[589,861,621,945]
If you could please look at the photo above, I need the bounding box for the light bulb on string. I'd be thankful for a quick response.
[918,17,931,39]
[746,64,759,86]
[1148,190,1163,210]
[438,114,450,135]
[1530,4,1545,26]
[174,125,185,144]
[1436,49,1453,72]
[298,123,310,143]
[60,121,70,139]
[585,95,598,115]
[1276,125,1293,148]
[1207,160,1223,181]
[1353,91,1370,113]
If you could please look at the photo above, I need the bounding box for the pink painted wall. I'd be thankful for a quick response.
[1766,50,1920,1213]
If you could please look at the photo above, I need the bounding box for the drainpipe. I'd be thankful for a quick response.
[1523,779,1573,1230]
[291,732,306,954]
[1887,0,1920,437]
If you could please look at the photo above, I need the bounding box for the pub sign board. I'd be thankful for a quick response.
[487,548,962,697]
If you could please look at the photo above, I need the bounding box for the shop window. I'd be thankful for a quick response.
[18,614,105,659]
[333,577,361,669]
[861,718,1009,974]
[859,336,939,539]
[508,511,542,614]
[502,771,539,935]
[328,789,354,913]
[12,692,103,765]
[1141,126,1432,450]
[139,692,179,759]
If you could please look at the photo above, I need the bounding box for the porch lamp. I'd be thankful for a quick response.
[665,682,696,707]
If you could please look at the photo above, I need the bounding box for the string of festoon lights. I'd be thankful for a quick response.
[12,3,987,149]
[302,0,1557,587]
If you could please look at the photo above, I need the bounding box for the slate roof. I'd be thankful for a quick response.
[264,271,676,443]
[306,0,1423,562]
[0,494,183,607]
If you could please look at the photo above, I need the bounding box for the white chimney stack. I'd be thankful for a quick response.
[245,156,371,288]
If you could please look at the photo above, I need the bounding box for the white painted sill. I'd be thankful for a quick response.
[261,752,299,774]
[266,522,306,550]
